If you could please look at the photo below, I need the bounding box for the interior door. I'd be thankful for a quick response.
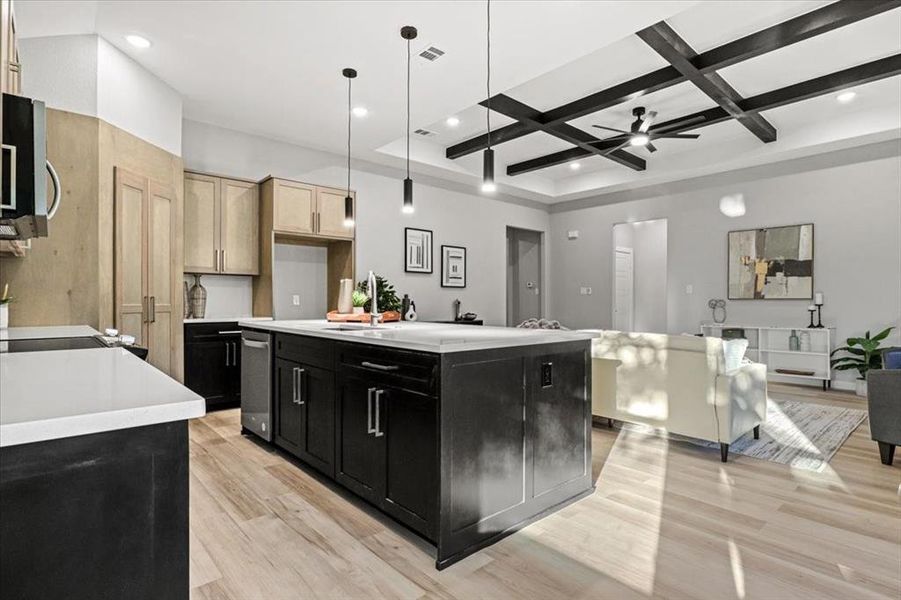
[316,187,354,238]
[183,172,219,273]
[614,247,634,331]
[506,227,543,326]
[272,179,315,234]
[220,178,259,274]
[146,182,177,373]
[114,168,148,347]
[335,375,383,504]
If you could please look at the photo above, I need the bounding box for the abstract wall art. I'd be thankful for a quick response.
[441,245,466,288]
[728,224,813,300]
[404,227,433,273]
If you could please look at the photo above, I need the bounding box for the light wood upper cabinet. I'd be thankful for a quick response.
[184,172,259,275]
[272,179,315,235]
[2,0,21,96]
[316,187,355,239]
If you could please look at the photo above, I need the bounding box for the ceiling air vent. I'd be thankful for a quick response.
[414,128,437,137]
[418,45,445,62]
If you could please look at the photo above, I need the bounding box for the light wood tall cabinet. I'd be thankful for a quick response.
[184,171,259,275]
[265,177,355,240]
[1,0,21,96]
[114,167,179,375]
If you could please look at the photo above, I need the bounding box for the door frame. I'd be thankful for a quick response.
[505,226,546,327]
[612,246,634,332]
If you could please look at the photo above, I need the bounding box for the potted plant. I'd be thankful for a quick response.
[831,327,895,397]
[351,290,368,315]
[0,283,11,329]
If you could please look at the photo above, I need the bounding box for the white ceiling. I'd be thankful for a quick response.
[16,1,901,204]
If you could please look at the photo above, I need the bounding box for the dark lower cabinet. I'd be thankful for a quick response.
[184,323,241,410]
[275,357,335,477]
[335,375,384,504]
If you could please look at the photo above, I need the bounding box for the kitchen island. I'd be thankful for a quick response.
[0,329,205,600]
[238,319,595,569]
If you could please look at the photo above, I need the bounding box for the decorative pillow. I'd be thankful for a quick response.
[722,338,749,372]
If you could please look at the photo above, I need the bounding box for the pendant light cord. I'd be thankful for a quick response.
[406,37,411,179]
[346,76,352,197]
[486,0,491,149]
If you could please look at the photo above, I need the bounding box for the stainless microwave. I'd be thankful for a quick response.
[1,93,60,240]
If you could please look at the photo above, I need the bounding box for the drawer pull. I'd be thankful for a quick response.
[218,330,242,335]
[361,361,399,372]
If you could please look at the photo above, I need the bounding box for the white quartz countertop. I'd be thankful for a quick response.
[184,316,273,324]
[0,347,206,447]
[0,325,101,341]
[238,319,596,353]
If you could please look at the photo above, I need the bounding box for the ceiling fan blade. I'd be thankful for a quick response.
[592,124,631,134]
[652,115,705,134]
[639,111,657,133]
[645,141,658,153]
[652,133,700,140]
[603,140,632,156]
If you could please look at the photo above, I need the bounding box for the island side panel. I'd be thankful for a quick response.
[0,422,189,600]
[437,340,592,568]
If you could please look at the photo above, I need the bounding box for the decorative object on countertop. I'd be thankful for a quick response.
[807,304,817,328]
[351,289,367,315]
[189,274,207,319]
[355,274,401,312]
[707,298,726,324]
[728,223,813,299]
[799,331,811,352]
[517,318,567,330]
[831,326,894,397]
[404,228,433,273]
[183,281,192,319]
[814,291,825,328]
[0,283,11,329]
[404,300,417,322]
[460,312,479,322]
[441,245,467,288]
[789,329,800,352]
[453,298,462,321]
[401,294,411,320]
[338,278,355,314]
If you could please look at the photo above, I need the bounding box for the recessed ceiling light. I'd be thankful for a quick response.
[629,133,649,147]
[570,162,581,170]
[352,106,368,118]
[445,116,460,127]
[125,34,152,49]
[836,91,856,104]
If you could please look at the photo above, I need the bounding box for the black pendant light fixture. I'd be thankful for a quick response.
[342,67,356,227]
[401,25,417,214]
[481,0,496,193]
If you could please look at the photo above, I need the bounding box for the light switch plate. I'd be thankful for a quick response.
[579,287,593,295]
[292,294,301,306]
[567,230,580,240]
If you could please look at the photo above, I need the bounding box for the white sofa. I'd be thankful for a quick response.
[589,330,767,461]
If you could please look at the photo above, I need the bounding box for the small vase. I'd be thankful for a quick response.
[183,281,192,319]
[0,303,8,329]
[337,279,354,314]
[189,274,207,319]
[855,379,867,398]
[352,306,365,315]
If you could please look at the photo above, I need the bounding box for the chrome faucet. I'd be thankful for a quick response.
[367,270,382,327]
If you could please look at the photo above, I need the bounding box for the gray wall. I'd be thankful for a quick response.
[273,244,327,320]
[181,119,550,325]
[550,156,901,386]
[612,218,668,333]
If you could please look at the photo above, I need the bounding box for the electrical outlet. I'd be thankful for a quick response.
[292,294,300,306]
[685,284,693,295]
[580,287,593,295]
[567,230,580,240]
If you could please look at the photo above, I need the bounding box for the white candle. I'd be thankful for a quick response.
[815,292,824,305]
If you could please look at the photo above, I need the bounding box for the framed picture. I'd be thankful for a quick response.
[728,223,814,299]
[441,245,467,288]
[404,227,433,273]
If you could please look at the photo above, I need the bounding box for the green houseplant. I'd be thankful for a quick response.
[831,326,894,396]
[351,290,368,315]
[355,274,401,313]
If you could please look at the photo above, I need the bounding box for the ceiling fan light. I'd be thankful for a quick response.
[630,133,650,147]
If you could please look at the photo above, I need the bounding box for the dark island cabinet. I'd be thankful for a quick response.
[184,322,242,410]
[275,356,335,477]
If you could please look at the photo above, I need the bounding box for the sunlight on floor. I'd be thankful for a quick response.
[728,538,746,599]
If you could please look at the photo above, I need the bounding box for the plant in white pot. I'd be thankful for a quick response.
[831,327,894,397]
[351,290,368,315]
[0,283,11,329]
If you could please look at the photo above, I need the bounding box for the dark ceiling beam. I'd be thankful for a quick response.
[637,21,778,143]
[446,0,899,160]
[487,94,645,171]
[506,54,901,176]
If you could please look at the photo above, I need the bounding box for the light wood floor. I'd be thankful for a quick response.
[188,384,901,599]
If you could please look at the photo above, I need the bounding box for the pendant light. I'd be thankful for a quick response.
[342,67,356,227]
[401,25,417,214]
[481,0,496,193]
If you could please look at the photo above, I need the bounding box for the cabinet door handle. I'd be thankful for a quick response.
[141,296,147,323]
[294,367,306,404]
[231,342,237,367]
[361,361,399,372]
[214,249,219,271]
[367,387,377,434]
[150,296,156,323]
[222,250,226,272]
[225,341,231,366]
[374,390,384,437]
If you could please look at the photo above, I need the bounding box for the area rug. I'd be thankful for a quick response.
[620,399,867,472]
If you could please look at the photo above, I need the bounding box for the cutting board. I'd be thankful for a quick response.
[327,310,401,323]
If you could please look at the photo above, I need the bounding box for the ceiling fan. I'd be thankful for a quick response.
[591,107,701,154]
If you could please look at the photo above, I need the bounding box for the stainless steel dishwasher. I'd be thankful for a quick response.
[240,329,272,441]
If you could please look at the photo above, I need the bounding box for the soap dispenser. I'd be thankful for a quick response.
[405,300,418,322]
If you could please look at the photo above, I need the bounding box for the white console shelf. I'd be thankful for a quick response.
[700,323,835,389]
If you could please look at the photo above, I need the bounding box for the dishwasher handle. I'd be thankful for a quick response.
[242,339,269,350]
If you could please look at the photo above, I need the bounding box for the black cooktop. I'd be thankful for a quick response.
[0,336,108,353]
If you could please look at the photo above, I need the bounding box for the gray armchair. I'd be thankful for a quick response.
[867,347,901,465]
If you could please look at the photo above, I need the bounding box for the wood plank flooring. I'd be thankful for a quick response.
[189,383,900,599]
